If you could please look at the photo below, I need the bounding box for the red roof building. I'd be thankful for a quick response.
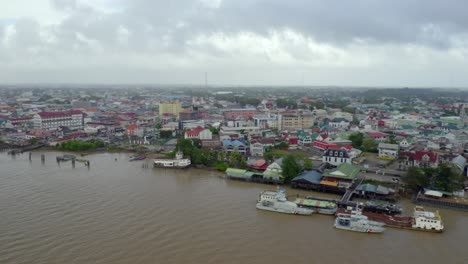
[400,150,439,168]
[367,132,389,142]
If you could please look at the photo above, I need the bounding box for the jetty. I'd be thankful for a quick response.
[7,143,45,155]
[336,176,364,207]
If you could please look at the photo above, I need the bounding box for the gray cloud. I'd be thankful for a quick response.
[1,0,468,86]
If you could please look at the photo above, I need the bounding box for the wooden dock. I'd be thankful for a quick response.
[339,177,364,204]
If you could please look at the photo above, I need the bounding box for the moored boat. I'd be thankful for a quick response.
[129,155,146,161]
[153,151,191,168]
[334,208,385,233]
[412,206,444,232]
[294,197,337,215]
[336,205,444,233]
[256,189,314,215]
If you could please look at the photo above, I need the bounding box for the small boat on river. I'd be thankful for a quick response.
[129,155,146,161]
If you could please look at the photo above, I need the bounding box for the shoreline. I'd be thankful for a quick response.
[22,148,468,212]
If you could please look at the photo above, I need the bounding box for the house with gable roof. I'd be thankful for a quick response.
[184,126,212,140]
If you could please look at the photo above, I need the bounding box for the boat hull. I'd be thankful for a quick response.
[256,203,313,215]
[334,225,385,233]
[153,164,190,169]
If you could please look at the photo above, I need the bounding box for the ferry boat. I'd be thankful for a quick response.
[256,189,314,215]
[153,151,191,168]
[334,208,385,233]
[294,198,337,215]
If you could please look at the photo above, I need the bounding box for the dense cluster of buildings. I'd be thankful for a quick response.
[1,87,468,196]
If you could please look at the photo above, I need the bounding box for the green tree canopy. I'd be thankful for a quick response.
[276,98,297,109]
[362,138,378,152]
[282,154,301,183]
[402,163,465,193]
[348,133,364,148]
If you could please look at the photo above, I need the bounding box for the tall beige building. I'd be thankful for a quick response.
[278,112,314,131]
[159,101,182,118]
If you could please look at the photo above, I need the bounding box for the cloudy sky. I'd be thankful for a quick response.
[1,0,468,87]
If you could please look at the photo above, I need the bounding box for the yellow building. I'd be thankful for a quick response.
[159,101,182,118]
[279,112,314,131]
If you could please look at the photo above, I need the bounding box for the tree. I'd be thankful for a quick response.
[154,123,162,129]
[276,98,297,109]
[362,138,378,152]
[309,101,324,110]
[160,130,173,138]
[282,154,301,183]
[351,116,360,125]
[402,167,428,192]
[348,133,364,148]
[209,127,219,134]
[385,136,397,144]
[303,159,313,170]
[402,163,465,193]
[433,163,465,193]
[274,142,289,150]
[228,151,245,168]
[342,106,355,114]
[28,137,38,145]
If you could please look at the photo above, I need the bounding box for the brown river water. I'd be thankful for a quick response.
[1,151,467,264]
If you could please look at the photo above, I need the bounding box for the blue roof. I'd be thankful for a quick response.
[291,170,322,184]
[222,139,245,147]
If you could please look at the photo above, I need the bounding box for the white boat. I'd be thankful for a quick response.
[412,206,444,232]
[334,207,385,233]
[256,189,313,215]
[153,151,191,168]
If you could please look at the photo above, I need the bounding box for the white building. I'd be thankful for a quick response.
[250,142,264,157]
[33,110,84,130]
[378,143,399,159]
[322,148,352,166]
[184,126,213,140]
[328,118,350,129]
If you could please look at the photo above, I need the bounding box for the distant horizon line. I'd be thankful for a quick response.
[0,83,467,90]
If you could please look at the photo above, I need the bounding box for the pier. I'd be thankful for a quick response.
[7,144,45,155]
[337,176,364,207]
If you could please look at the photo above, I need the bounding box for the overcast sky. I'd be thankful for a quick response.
[1,0,468,87]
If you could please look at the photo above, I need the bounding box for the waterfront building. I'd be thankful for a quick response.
[33,110,84,130]
[263,158,284,181]
[322,148,352,166]
[321,163,360,188]
[222,139,247,155]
